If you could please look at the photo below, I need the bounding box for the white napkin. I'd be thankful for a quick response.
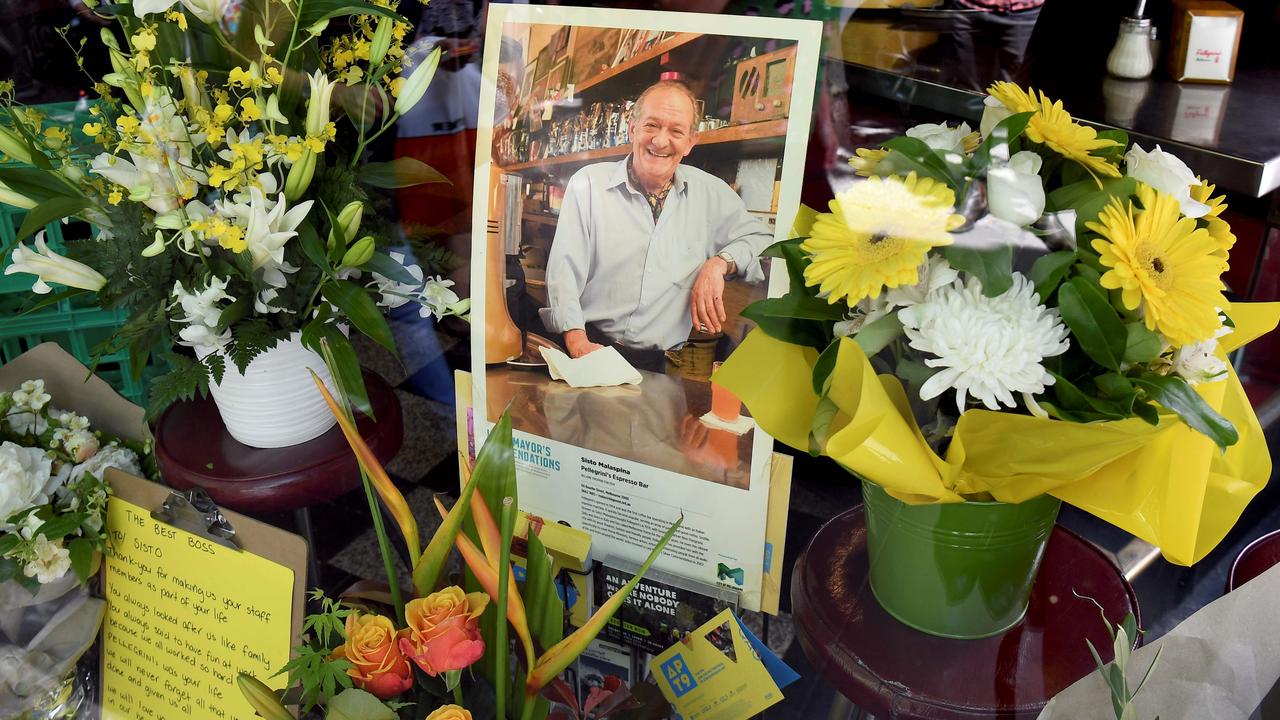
[539,346,643,388]
[698,411,755,435]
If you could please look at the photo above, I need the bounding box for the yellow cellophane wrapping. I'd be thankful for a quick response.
[715,301,1280,566]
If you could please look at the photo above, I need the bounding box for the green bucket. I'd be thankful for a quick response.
[862,478,1062,639]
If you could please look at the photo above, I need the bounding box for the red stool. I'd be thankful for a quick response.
[792,505,1139,720]
[153,370,404,585]
[1227,529,1280,592]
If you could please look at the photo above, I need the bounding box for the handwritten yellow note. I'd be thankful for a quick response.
[101,497,294,719]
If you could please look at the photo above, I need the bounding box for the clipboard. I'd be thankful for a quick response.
[101,469,307,719]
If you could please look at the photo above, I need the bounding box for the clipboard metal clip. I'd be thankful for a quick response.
[151,489,242,551]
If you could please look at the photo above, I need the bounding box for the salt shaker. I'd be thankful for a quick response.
[1108,15,1156,79]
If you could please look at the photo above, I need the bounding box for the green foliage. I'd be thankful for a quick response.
[1133,373,1238,450]
[279,592,358,714]
[1029,250,1077,299]
[303,589,354,650]
[942,244,1013,297]
[325,688,398,720]
[1057,277,1126,371]
[1077,593,1162,720]
[145,353,213,421]
[358,157,450,188]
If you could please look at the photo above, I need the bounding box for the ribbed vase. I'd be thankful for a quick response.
[198,333,338,448]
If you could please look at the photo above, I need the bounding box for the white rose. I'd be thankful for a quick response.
[980,94,1013,138]
[988,150,1047,227]
[0,442,54,523]
[905,122,973,155]
[70,443,141,485]
[1171,339,1228,385]
[1124,145,1211,219]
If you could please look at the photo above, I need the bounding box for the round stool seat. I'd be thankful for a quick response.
[154,370,404,515]
[1228,529,1280,592]
[792,505,1138,719]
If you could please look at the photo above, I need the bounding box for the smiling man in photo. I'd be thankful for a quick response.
[540,80,773,373]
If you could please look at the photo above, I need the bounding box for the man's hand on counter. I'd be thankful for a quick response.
[564,329,605,359]
[691,256,730,335]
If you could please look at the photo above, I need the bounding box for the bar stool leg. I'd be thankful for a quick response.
[294,507,322,591]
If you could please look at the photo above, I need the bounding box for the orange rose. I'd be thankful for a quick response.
[399,586,488,676]
[425,705,472,720]
[332,611,413,699]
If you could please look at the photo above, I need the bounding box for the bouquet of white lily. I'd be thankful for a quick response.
[0,0,466,425]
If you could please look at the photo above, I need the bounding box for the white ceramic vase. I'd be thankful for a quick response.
[198,333,338,448]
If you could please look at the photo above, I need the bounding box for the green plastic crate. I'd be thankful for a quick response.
[0,208,153,407]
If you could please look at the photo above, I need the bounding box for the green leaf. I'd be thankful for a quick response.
[412,414,498,595]
[524,528,565,652]
[1123,323,1163,363]
[321,280,396,352]
[357,157,449,188]
[0,534,20,556]
[882,136,961,191]
[1029,250,1077,300]
[364,251,422,286]
[1058,277,1126,371]
[1133,372,1238,449]
[761,237,812,296]
[1132,400,1160,426]
[742,313,829,350]
[215,295,252,333]
[809,393,839,456]
[0,167,85,202]
[296,218,331,274]
[943,244,1013,297]
[145,353,212,421]
[1072,178,1138,239]
[853,313,903,356]
[0,557,16,584]
[970,111,1034,172]
[36,513,88,541]
[742,294,846,321]
[811,339,839,395]
[299,0,405,29]
[1095,373,1133,399]
[16,196,92,243]
[68,538,94,582]
[319,331,373,418]
[325,688,397,720]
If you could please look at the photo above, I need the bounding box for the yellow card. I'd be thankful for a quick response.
[649,609,784,719]
[100,497,294,719]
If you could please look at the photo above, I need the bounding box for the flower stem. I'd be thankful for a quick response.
[452,683,464,707]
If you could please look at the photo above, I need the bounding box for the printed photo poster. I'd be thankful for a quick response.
[471,4,821,611]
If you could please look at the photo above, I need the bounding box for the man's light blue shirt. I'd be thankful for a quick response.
[540,158,773,351]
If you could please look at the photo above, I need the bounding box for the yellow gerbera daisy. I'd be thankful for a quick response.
[1087,183,1227,346]
[802,173,963,305]
[987,82,1122,181]
[849,147,888,177]
[1190,178,1235,256]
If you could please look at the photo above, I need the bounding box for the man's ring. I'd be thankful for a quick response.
[699,323,708,332]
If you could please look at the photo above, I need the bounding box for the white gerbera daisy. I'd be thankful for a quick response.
[899,273,1069,411]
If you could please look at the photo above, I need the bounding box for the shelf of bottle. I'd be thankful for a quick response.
[500,119,789,173]
[576,32,703,95]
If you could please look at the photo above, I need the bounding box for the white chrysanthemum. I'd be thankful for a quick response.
[899,273,1069,411]
[835,256,959,337]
